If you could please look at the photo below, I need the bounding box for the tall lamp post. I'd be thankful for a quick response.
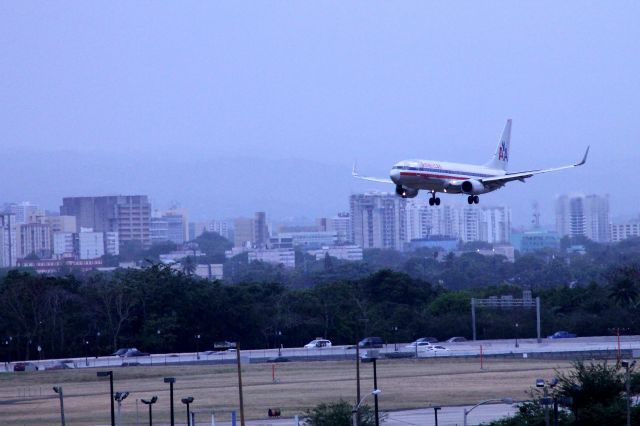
[114,391,129,426]
[97,371,115,426]
[392,326,398,352]
[181,396,194,426]
[276,330,282,357]
[515,323,519,348]
[351,389,381,426]
[164,377,176,426]
[53,386,66,426]
[622,360,636,426]
[195,334,201,360]
[141,396,158,426]
[463,398,513,426]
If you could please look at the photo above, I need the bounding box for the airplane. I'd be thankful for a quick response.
[352,119,589,206]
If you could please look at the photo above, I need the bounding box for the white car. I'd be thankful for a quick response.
[304,338,332,348]
[405,341,433,349]
[427,345,449,352]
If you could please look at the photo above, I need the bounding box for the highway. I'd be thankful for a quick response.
[3,335,638,371]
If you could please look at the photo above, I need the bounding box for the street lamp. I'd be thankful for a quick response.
[141,396,158,426]
[114,391,129,426]
[84,338,90,366]
[195,334,201,360]
[463,398,513,426]
[276,330,282,357]
[622,360,636,426]
[164,377,176,426]
[181,396,194,426]
[97,371,115,426]
[432,406,441,426]
[53,386,66,426]
[515,323,519,348]
[352,389,381,426]
[392,326,398,352]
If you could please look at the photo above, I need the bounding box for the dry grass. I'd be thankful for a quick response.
[0,357,573,425]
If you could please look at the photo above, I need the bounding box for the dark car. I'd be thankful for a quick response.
[548,331,577,339]
[358,337,384,348]
[417,337,438,344]
[13,362,37,372]
[210,341,237,352]
[112,348,129,356]
[446,336,467,343]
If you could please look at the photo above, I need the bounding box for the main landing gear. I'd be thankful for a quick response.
[467,195,480,205]
[429,192,441,206]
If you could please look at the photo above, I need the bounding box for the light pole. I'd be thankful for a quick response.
[53,386,66,426]
[164,377,176,426]
[141,396,158,426]
[85,338,90,366]
[432,406,441,426]
[351,389,381,426]
[392,326,398,352]
[276,330,282,357]
[96,331,101,357]
[181,396,194,426]
[114,391,129,426]
[463,398,513,426]
[622,360,636,426]
[515,323,519,348]
[372,356,380,426]
[195,334,201,360]
[97,371,115,426]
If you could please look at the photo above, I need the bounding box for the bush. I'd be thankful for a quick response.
[303,399,377,426]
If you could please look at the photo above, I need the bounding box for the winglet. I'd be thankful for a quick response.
[352,161,358,176]
[576,146,590,166]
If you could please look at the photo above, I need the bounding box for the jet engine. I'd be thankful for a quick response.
[461,179,488,195]
[395,185,419,199]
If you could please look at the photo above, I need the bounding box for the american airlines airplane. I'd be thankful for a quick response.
[353,119,589,206]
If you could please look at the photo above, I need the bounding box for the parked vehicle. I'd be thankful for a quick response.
[416,337,438,343]
[446,336,467,343]
[304,338,332,348]
[13,362,37,372]
[112,348,128,356]
[427,345,450,352]
[123,348,149,357]
[548,331,577,339]
[358,337,384,348]
[211,341,237,351]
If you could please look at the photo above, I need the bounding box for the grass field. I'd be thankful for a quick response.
[0,357,573,425]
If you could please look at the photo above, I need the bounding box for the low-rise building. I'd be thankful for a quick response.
[248,248,295,268]
[307,245,363,261]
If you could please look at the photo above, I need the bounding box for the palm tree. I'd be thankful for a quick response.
[607,276,639,308]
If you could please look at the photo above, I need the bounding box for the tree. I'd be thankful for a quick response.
[607,266,640,308]
[303,400,376,426]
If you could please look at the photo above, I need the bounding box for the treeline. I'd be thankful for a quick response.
[1,264,640,361]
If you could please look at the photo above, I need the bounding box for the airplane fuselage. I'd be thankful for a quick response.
[390,159,505,194]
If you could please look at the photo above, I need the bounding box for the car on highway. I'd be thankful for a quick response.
[304,338,332,348]
[13,362,37,372]
[358,337,384,348]
[210,341,237,351]
[112,348,129,356]
[113,347,149,357]
[446,336,467,343]
[405,341,433,349]
[427,345,450,353]
[548,331,577,339]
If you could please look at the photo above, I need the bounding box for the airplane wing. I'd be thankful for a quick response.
[352,163,394,184]
[480,146,590,186]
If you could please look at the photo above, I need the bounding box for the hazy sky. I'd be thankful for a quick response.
[2,2,639,224]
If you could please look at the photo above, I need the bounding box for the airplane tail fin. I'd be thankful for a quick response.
[484,119,512,171]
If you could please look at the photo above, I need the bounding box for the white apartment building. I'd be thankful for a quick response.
[0,214,17,267]
[248,248,295,268]
[308,245,363,261]
[78,228,105,260]
[556,194,610,242]
[350,192,407,250]
[610,221,640,243]
[53,232,75,258]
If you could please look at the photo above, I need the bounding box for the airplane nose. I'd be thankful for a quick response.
[390,168,400,183]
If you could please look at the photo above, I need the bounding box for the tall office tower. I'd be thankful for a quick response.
[234,217,254,248]
[18,222,52,259]
[316,212,352,243]
[0,214,17,267]
[555,194,610,242]
[60,195,152,248]
[5,202,43,224]
[349,192,407,250]
[209,220,232,240]
[458,205,511,244]
[253,212,269,248]
[163,208,189,244]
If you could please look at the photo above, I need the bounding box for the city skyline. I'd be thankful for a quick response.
[2,3,639,227]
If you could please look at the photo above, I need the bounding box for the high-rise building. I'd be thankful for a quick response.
[555,194,610,242]
[151,216,170,245]
[18,223,52,259]
[350,192,407,250]
[0,214,17,267]
[78,228,105,260]
[610,221,640,243]
[233,213,270,248]
[60,195,152,248]
[45,215,77,234]
[317,212,352,243]
[209,220,232,240]
[5,202,43,224]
